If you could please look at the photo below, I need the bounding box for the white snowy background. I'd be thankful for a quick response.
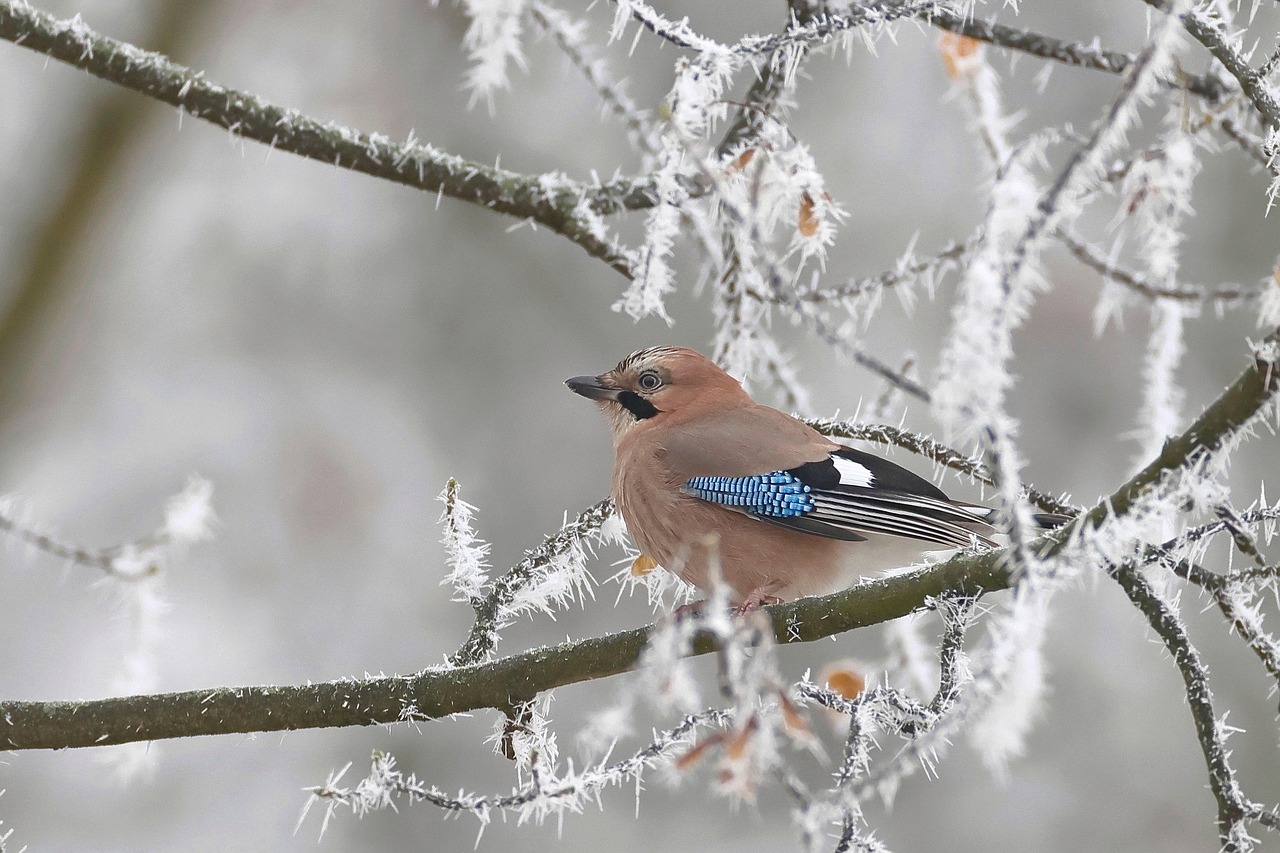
[0,1,1278,851]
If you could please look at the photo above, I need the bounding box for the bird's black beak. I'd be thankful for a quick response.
[565,375,620,401]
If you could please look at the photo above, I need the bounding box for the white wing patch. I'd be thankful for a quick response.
[832,456,874,488]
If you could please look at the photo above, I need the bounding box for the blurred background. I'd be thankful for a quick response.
[1,1,1278,850]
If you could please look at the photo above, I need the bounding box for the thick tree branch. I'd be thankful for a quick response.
[0,549,1011,751]
[3,329,1276,753]
[0,1,636,276]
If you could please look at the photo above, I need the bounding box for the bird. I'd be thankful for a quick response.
[566,346,1042,611]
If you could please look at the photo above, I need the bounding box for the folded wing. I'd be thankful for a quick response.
[682,446,998,548]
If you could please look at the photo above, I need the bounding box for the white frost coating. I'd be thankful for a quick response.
[506,536,595,617]
[614,55,731,322]
[883,613,939,700]
[1260,260,1280,328]
[458,0,529,111]
[437,481,491,605]
[1266,126,1280,214]
[1139,302,1187,464]
[965,590,1047,777]
[163,475,216,545]
[1129,129,1199,471]
[932,146,1043,438]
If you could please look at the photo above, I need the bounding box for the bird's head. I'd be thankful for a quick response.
[566,346,750,440]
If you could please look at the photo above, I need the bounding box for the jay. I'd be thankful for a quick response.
[567,346,1019,610]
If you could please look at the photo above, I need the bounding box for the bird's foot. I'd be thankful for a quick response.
[732,588,783,616]
[672,599,708,620]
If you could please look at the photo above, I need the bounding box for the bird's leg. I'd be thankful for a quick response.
[672,599,708,620]
[732,582,785,615]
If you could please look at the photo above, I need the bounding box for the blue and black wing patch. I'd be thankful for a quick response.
[682,446,998,548]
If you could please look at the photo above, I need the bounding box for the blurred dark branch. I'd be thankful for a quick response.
[4,329,1276,752]
[0,1,637,278]
[0,0,209,425]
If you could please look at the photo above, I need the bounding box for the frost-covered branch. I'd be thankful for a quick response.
[450,498,614,666]
[0,548,1014,752]
[1145,0,1280,132]
[1059,229,1268,305]
[0,0,636,276]
[301,709,732,833]
[925,5,1225,101]
[1110,560,1278,849]
[530,0,657,154]
[0,477,213,579]
[793,235,978,304]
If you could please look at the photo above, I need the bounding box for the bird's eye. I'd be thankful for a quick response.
[637,370,662,392]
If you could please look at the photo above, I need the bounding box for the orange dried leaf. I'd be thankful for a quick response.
[727,148,756,174]
[779,694,811,737]
[674,735,723,770]
[631,553,659,576]
[938,33,982,80]
[822,662,867,702]
[798,192,820,238]
[725,716,759,761]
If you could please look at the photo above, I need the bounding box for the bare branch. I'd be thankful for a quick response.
[925,6,1226,101]
[1059,229,1268,305]
[1144,0,1280,131]
[1110,561,1277,847]
[0,0,636,276]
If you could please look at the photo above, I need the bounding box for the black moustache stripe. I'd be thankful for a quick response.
[618,391,659,420]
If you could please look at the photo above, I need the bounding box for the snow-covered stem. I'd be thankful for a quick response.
[923,5,1224,100]
[456,0,529,111]
[1146,0,1280,133]
[1211,580,1280,690]
[613,0,941,60]
[793,234,978,304]
[793,594,975,844]
[451,498,614,666]
[529,0,657,154]
[1109,559,1277,849]
[998,2,1190,302]
[438,479,492,611]
[0,477,213,579]
[1059,229,1267,305]
[302,709,733,831]
[0,0,636,277]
